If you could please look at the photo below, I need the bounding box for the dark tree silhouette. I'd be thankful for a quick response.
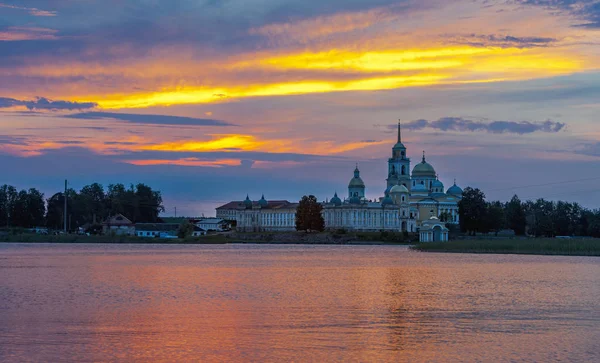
[295,195,325,232]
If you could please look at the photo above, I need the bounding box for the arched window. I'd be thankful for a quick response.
[401,165,406,175]
[402,196,405,202]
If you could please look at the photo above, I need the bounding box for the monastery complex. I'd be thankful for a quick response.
[217,122,462,241]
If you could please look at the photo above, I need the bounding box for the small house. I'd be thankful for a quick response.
[196,218,229,232]
[102,214,135,236]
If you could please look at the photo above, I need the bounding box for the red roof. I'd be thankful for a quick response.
[216,200,296,210]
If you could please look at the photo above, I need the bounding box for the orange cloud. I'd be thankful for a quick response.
[125,158,243,167]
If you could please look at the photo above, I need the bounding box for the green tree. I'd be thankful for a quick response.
[177,220,194,238]
[135,183,164,222]
[458,187,487,235]
[0,185,18,227]
[8,188,45,228]
[295,195,325,232]
[588,217,600,238]
[485,201,505,235]
[80,183,106,224]
[506,195,527,236]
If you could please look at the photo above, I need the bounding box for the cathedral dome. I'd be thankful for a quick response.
[258,194,268,208]
[412,161,436,177]
[381,195,394,206]
[432,179,444,188]
[349,196,362,204]
[243,195,253,209]
[330,192,342,206]
[348,177,365,188]
[447,182,463,196]
[390,184,409,194]
[348,166,365,188]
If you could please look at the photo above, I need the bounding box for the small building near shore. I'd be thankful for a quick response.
[419,216,449,242]
[135,223,207,238]
[102,214,135,236]
[196,218,230,232]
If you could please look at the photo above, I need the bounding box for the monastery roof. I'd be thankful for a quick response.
[216,200,294,210]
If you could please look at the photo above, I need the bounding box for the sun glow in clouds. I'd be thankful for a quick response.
[68,45,585,109]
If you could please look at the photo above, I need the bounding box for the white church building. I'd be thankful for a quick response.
[217,122,462,240]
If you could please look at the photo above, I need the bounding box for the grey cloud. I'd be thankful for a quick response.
[0,96,96,110]
[401,117,566,134]
[445,33,557,48]
[65,112,235,127]
[516,0,600,28]
[0,135,28,145]
[577,142,600,157]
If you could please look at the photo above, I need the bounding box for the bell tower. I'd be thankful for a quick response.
[387,120,411,190]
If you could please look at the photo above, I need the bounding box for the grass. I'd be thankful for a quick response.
[411,238,600,256]
[0,233,230,244]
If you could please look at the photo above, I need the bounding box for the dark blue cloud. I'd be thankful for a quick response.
[445,33,557,48]
[517,0,600,28]
[401,117,566,134]
[65,112,235,126]
[0,96,96,110]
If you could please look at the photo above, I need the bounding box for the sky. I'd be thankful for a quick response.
[0,0,599,216]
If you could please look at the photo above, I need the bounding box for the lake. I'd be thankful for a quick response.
[0,243,598,362]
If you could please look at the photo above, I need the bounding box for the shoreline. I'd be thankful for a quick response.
[410,238,600,257]
[2,235,598,256]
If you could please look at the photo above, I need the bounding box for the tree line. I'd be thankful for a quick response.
[0,183,164,230]
[458,187,600,237]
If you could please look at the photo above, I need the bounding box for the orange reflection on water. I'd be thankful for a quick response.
[0,245,598,361]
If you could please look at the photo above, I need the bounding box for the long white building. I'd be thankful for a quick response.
[217,122,463,234]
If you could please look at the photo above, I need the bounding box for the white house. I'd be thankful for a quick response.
[196,218,229,232]
[135,223,207,238]
[103,214,135,236]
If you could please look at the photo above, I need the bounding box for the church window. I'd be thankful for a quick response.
[401,166,406,175]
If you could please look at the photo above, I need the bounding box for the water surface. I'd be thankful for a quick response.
[1,243,598,362]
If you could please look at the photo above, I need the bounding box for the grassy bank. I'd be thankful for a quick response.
[0,230,417,245]
[0,233,230,244]
[411,238,600,256]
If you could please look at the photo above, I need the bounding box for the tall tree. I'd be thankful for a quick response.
[0,185,18,227]
[9,188,45,228]
[80,183,106,224]
[458,187,487,235]
[295,195,325,232]
[506,195,527,236]
[485,201,505,235]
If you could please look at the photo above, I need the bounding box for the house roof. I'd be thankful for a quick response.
[135,223,179,232]
[197,218,226,223]
[103,214,133,226]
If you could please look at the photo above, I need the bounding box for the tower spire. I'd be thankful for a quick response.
[397,119,402,143]
[422,150,426,163]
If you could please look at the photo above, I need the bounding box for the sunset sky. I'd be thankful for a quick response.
[1,0,599,216]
